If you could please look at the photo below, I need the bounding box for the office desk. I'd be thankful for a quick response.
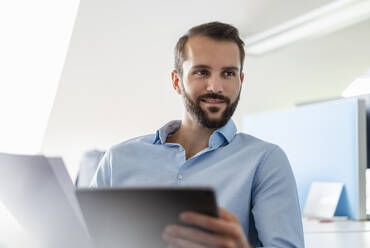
[303,218,370,247]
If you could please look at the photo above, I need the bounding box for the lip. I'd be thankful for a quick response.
[201,98,226,104]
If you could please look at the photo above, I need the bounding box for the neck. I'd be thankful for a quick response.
[166,116,215,159]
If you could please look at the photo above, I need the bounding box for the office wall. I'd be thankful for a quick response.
[41,0,370,178]
[240,20,370,116]
[0,1,79,155]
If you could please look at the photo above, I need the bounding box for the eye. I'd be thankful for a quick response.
[224,70,236,77]
[194,69,209,76]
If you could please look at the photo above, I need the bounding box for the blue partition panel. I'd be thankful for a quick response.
[243,98,367,220]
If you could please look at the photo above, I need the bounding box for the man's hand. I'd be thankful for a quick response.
[162,207,251,248]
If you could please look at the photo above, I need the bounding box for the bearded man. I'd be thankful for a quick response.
[91,22,304,248]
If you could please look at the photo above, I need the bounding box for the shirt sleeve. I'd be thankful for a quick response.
[89,150,112,187]
[251,146,304,248]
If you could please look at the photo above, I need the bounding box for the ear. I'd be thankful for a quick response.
[171,70,182,95]
[240,72,245,85]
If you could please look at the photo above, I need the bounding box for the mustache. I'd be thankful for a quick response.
[197,93,231,104]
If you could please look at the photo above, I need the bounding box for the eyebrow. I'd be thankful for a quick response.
[191,65,211,70]
[222,66,239,71]
[191,65,239,71]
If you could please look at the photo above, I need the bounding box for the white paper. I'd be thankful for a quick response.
[303,182,344,219]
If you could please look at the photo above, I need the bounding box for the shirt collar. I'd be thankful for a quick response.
[153,120,182,144]
[211,119,237,146]
[153,119,237,146]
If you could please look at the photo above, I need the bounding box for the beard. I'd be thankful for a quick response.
[181,88,241,129]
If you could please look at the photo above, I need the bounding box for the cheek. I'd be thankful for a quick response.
[183,79,205,96]
[225,82,241,100]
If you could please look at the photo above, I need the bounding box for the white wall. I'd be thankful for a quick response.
[238,19,370,119]
[41,0,370,179]
[0,0,79,154]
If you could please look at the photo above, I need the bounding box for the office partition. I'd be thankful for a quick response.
[243,98,367,220]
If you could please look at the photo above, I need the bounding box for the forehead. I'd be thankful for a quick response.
[184,35,241,68]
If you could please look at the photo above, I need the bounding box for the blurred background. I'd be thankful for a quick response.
[2,1,370,247]
[1,0,370,180]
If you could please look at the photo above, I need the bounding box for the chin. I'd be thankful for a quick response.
[206,116,224,123]
[207,109,224,117]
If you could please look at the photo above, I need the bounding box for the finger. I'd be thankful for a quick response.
[179,212,241,239]
[219,207,239,222]
[163,224,235,247]
[163,231,207,248]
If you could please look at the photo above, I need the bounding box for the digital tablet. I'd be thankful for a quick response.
[76,187,219,248]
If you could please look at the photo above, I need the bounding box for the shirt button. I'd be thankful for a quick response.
[177,174,183,180]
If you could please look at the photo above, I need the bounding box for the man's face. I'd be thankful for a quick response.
[175,35,244,129]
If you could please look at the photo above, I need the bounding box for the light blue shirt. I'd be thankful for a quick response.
[91,119,304,247]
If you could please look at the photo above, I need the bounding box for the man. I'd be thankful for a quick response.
[91,22,304,247]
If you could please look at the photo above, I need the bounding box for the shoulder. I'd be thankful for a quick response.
[107,133,156,155]
[232,132,290,172]
[233,132,281,155]
[234,135,298,197]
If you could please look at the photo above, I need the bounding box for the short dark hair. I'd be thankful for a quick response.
[174,21,245,78]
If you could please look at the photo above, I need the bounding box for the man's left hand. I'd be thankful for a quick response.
[162,207,251,248]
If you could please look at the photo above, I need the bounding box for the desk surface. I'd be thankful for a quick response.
[303,218,370,247]
[303,218,370,233]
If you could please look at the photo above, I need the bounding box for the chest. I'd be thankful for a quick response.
[111,147,256,232]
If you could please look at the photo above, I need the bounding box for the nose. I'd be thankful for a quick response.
[206,75,223,94]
